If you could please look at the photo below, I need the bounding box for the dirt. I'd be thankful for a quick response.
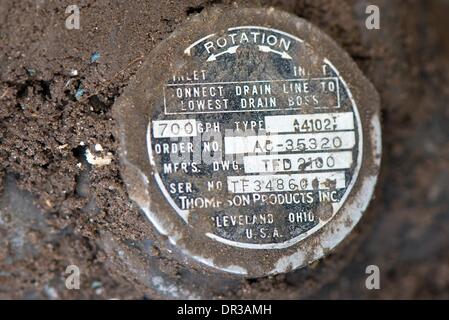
[0,0,448,299]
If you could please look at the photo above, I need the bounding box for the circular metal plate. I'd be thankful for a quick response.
[113,7,381,277]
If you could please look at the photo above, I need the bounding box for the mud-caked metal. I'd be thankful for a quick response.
[113,7,382,278]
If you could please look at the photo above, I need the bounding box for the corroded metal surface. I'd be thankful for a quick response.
[113,7,381,277]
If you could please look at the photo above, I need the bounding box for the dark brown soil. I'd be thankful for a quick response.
[1,0,448,299]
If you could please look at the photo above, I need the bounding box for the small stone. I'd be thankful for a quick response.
[94,143,103,151]
[85,148,113,166]
[75,88,84,100]
[26,68,36,76]
[90,52,101,63]
[57,144,68,150]
[91,280,102,289]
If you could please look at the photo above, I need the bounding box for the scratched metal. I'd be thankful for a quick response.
[113,7,381,278]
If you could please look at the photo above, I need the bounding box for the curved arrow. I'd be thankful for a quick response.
[207,45,240,62]
[258,45,292,60]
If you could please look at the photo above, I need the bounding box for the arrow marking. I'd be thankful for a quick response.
[258,45,292,60]
[207,45,240,62]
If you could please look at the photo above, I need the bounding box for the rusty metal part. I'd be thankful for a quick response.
[113,7,381,278]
